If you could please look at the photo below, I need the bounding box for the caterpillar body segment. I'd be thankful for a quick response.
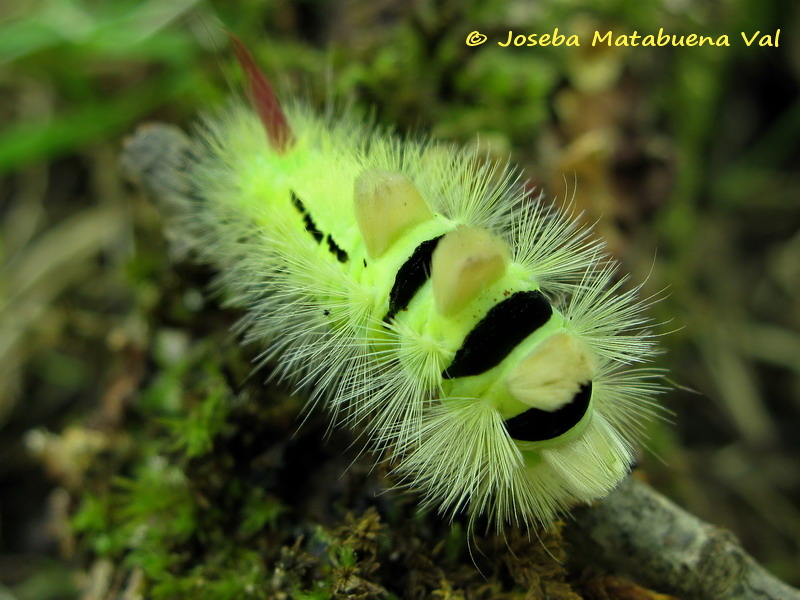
[122,42,663,531]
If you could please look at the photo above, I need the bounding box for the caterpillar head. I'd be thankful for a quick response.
[351,168,642,529]
[416,225,629,527]
[355,168,607,436]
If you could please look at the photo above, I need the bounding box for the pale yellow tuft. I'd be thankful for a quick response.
[431,226,509,317]
[506,333,594,411]
[353,169,433,259]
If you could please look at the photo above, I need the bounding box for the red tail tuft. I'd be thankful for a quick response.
[228,33,294,153]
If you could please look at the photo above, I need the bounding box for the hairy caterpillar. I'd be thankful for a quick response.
[122,37,663,532]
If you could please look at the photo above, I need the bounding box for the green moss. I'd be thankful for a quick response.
[164,366,232,458]
[63,322,590,596]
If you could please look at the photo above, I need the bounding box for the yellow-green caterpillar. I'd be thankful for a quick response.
[122,37,663,532]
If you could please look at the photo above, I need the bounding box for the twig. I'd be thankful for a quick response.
[566,477,800,600]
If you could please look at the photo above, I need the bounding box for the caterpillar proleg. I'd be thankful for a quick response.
[122,36,664,532]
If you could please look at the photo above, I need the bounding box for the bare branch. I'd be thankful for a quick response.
[567,477,800,600]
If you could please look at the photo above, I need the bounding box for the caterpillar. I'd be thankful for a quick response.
[122,36,663,532]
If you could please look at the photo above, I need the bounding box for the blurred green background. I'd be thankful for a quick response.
[1,0,799,597]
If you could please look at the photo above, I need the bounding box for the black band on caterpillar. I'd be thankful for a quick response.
[442,290,553,379]
[384,235,444,321]
[325,235,348,263]
[291,191,348,262]
[503,382,592,441]
[291,191,324,243]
